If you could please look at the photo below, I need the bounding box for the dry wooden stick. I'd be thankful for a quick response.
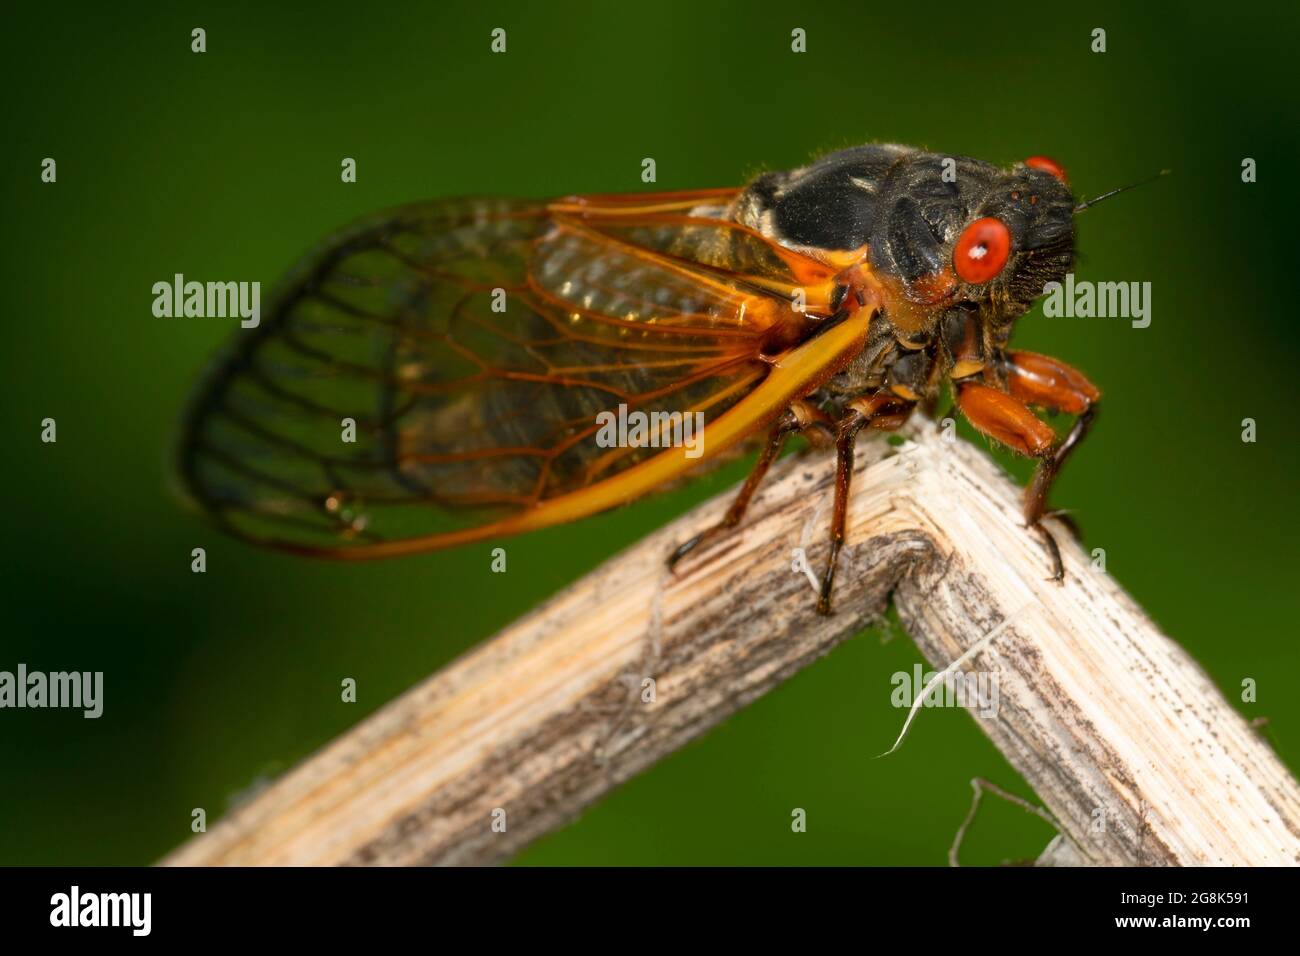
[162,418,1300,866]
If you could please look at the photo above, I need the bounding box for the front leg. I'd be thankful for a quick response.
[957,352,1100,581]
[1002,350,1100,528]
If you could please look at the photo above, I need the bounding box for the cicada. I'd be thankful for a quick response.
[179,144,1110,614]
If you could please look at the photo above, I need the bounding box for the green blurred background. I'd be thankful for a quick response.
[2,0,1297,866]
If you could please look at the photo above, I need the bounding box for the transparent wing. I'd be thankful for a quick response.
[178,191,837,555]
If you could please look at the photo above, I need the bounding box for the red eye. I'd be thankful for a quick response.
[1024,155,1069,184]
[953,217,1011,284]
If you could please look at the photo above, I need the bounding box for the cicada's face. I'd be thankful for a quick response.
[867,153,1076,330]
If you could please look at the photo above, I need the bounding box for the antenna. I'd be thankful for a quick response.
[1074,169,1170,214]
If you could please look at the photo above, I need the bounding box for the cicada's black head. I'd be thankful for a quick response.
[741,144,1079,335]
[866,151,1076,330]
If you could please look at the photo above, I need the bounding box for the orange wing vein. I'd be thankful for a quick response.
[178,192,875,557]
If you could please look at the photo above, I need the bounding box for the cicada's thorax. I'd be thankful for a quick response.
[728,144,1076,404]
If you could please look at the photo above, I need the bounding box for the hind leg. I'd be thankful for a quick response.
[668,400,832,569]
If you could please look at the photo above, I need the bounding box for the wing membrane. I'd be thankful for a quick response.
[179,192,853,555]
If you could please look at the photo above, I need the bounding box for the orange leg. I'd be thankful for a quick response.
[1003,351,1100,528]
[958,352,1100,581]
[668,400,832,569]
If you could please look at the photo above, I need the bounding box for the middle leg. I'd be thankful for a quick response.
[817,392,915,615]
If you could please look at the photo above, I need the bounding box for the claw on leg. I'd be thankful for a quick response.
[1033,523,1065,583]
